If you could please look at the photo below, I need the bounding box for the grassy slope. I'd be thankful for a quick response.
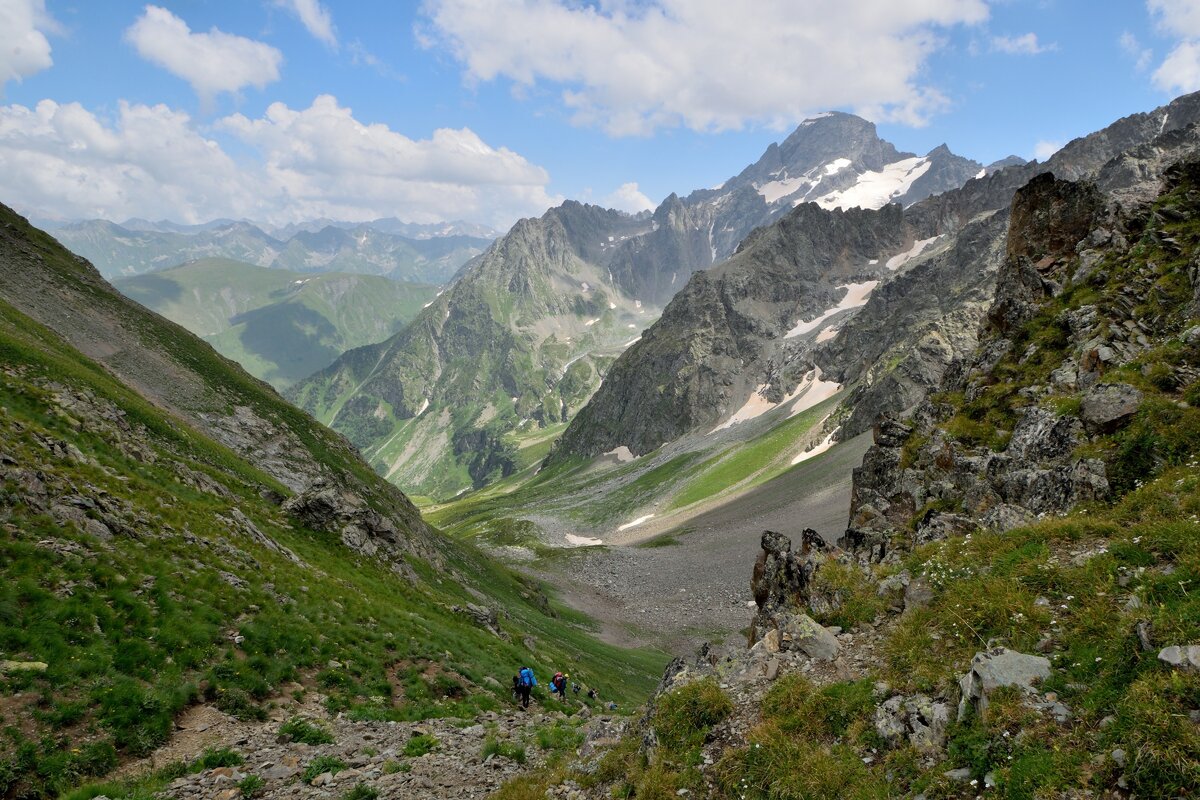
[116,260,438,389]
[0,296,666,799]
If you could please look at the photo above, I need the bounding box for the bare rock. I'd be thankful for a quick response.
[874,694,951,753]
[1080,383,1144,434]
[958,648,1051,720]
[1158,644,1200,673]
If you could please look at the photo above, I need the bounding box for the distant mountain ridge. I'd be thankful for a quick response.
[293,112,990,498]
[47,218,496,284]
[549,91,1200,466]
[115,258,438,390]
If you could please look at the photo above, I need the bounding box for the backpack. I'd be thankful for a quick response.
[519,667,535,687]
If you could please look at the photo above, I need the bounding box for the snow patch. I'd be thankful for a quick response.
[584,318,600,327]
[617,514,655,532]
[415,399,430,416]
[756,175,811,203]
[784,280,879,339]
[885,236,940,271]
[823,157,852,175]
[608,302,617,310]
[791,427,839,465]
[975,168,987,179]
[581,282,590,292]
[815,326,839,343]
[623,337,641,347]
[786,368,843,418]
[868,259,878,265]
[566,534,603,546]
[800,112,833,125]
[813,156,931,210]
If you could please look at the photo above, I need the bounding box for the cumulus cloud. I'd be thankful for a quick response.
[602,182,655,213]
[0,95,558,228]
[274,0,338,49]
[990,33,1054,55]
[418,0,990,135]
[0,0,57,91]
[125,5,283,100]
[1033,139,1062,161]
[1149,0,1200,93]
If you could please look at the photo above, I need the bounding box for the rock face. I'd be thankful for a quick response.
[843,132,1200,564]
[296,114,984,496]
[548,91,1200,466]
[957,648,1051,719]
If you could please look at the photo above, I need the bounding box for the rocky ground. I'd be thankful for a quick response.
[531,434,872,653]
[105,684,625,800]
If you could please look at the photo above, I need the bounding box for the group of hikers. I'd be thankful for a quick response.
[512,665,604,710]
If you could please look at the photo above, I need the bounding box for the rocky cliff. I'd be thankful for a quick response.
[551,92,1200,466]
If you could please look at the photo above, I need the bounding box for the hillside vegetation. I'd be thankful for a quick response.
[116,259,437,389]
[0,206,667,799]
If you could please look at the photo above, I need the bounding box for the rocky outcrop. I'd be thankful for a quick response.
[957,648,1052,720]
[282,480,441,571]
[843,145,1200,563]
[874,694,951,753]
[747,530,841,662]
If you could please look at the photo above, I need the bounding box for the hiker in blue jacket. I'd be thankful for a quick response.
[516,666,536,709]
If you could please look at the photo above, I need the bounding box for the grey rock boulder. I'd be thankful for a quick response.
[958,648,1051,719]
[874,694,951,753]
[777,613,840,661]
[1080,383,1144,434]
[1158,645,1200,673]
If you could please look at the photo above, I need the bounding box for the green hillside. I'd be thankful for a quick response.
[116,259,438,389]
[0,205,667,799]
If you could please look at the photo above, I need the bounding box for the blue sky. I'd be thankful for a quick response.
[0,1,1197,229]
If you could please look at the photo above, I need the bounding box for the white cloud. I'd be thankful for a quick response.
[1120,31,1153,72]
[125,5,283,100]
[990,32,1054,55]
[274,0,338,49]
[602,182,655,213]
[419,0,990,136]
[0,0,57,91]
[1033,139,1062,161]
[0,95,557,229]
[1155,40,1200,93]
[1148,0,1200,94]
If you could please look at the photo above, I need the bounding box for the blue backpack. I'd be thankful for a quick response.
[519,667,536,687]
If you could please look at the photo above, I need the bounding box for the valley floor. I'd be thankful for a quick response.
[526,434,872,653]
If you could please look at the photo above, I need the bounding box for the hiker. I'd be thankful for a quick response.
[587,687,597,701]
[511,674,520,702]
[571,680,580,696]
[517,666,536,709]
[551,671,568,701]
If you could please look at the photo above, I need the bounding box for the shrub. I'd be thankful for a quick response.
[652,678,733,755]
[301,756,347,784]
[279,717,335,745]
[482,737,527,764]
[192,747,244,771]
[403,734,439,757]
[238,774,265,798]
[342,783,380,800]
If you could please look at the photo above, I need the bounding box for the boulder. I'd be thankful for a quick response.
[0,660,48,674]
[874,694,951,753]
[777,613,840,661]
[1080,383,1144,434]
[1158,645,1200,673]
[958,648,1051,719]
